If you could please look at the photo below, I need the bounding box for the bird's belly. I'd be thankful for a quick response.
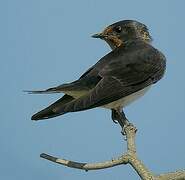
[102,86,151,109]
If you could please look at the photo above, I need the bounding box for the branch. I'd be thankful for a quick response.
[156,170,185,180]
[40,123,185,180]
[40,153,129,171]
[40,124,154,179]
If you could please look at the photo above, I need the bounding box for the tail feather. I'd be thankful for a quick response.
[23,87,65,94]
[24,80,92,95]
[31,94,74,120]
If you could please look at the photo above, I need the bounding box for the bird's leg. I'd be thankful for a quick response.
[112,109,130,135]
[111,109,119,124]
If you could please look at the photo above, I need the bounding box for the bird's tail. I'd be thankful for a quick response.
[31,95,74,120]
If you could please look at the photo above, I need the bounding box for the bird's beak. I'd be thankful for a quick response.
[91,33,106,39]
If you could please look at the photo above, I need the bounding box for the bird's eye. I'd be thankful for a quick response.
[114,26,122,33]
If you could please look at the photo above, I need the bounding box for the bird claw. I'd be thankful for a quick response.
[112,119,118,124]
[121,129,126,136]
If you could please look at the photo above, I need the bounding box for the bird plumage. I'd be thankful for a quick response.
[27,20,166,127]
[29,39,166,121]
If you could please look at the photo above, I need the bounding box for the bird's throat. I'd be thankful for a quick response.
[105,36,123,50]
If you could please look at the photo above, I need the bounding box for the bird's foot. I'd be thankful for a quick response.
[120,119,130,136]
[112,119,118,124]
[111,109,119,124]
[111,109,133,136]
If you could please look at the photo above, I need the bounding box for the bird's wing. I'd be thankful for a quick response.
[100,47,166,86]
[53,45,166,113]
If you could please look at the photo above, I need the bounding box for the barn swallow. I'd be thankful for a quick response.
[27,20,166,129]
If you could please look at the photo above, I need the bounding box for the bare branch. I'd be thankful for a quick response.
[124,124,155,180]
[124,123,137,154]
[40,123,185,180]
[156,170,185,180]
[40,153,129,171]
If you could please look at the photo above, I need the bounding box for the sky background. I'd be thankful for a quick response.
[1,0,185,179]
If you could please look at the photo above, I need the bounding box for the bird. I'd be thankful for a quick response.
[27,20,166,129]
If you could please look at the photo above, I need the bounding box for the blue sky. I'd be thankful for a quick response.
[1,0,185,179]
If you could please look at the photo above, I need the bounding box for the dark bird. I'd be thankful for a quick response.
[27,20,166,129]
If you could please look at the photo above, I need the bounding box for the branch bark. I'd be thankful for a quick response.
[40,153,129,171]
[40,123,185,180]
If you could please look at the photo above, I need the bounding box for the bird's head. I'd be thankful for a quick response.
[92,20,152,49]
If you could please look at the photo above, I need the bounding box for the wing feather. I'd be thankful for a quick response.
[53,45,166,113]
[31,40,166,120]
